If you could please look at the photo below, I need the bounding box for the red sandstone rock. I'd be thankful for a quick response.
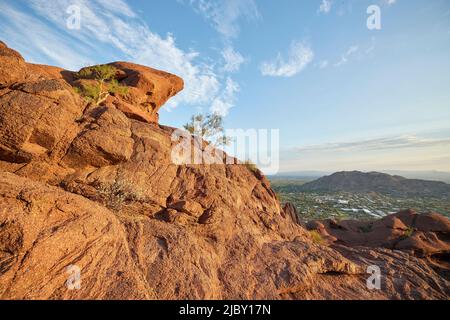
[107,61,184,123]
[0,41,27,88]
[308,209,450,258]
[0,42,449,300]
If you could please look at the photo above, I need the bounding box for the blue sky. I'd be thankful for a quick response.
[1,0,450,172]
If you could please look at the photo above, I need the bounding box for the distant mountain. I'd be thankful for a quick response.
[298,171,450,198]
[274,170,450,183]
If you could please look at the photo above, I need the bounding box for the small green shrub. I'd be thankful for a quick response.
[309,230,324,244]
[94,179,147,211]
[73,65,128,106]
[75,64,117,81]
[73,86,81,95]
[243,160,259,174]
[109,79,129,96]
[403,227,414,238]
[77,83,102,104]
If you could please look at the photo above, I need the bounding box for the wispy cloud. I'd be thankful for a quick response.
[185,0,260,39]
[384,0,397,6]
[294,135,450,153]
[181,0,259,115]
[95,0,136,17]
[0,2,91,69]
[365,37,376,54]
[318,0,333,14]
[280,134,450,172]
[334,45,359,67]
[260,41,314,77]
[210,77,240,116]
[0,0,235,112]
[221,46,246,73]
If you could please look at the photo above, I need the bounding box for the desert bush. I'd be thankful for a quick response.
[94,179,147,211]
[309,230,324,244]
[77,83,102,104]
[109,79,129,96]
[75,64,117,81]
[74,65,128,105]
[243,160,259,175]
[403,227,415,238]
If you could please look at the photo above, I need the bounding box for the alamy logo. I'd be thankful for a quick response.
[66,5,81,30]
[366,265,381,290]
[66,265,81,290]
[171,128,280,175]
[367,5,381,30]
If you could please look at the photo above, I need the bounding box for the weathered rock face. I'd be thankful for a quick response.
[0,41,27,88]
[108,62,184,123]
[306,210,450,255]
[0,42,449,300]
[69,61,184,124]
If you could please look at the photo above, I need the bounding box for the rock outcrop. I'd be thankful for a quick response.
[306,210,450,282]
[0,42,449,300]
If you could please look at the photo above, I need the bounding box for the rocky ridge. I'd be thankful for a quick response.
[0,41,449,300]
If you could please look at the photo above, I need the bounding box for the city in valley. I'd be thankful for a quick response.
[271,179,450,222]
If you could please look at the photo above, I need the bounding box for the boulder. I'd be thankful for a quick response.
[310,210,450,257]
[107,61,184,123]
[0,41,27,88]
[169,200,204,218]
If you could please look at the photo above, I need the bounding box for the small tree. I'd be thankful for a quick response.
[74,64,128,105]
[183,113,230,146]
[76,64,117,81]
[242,159,259,174]
[309,230,324,244]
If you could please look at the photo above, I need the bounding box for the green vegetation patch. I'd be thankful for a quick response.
[73,64,129,105]
[309,230,325,244]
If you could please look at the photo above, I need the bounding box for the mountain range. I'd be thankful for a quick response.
[298,171,450,198]
[273,170,450,184]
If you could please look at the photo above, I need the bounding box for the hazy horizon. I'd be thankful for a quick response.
[270,168,450,184]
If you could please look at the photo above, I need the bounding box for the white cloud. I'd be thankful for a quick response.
[319,0,333,14]
[334,45,359,67]
[180,0,259,114]
[260,41,314,77]
[0,3,90,70]
[281,134,450,172]
[295,136,450,153]
[95,0,136,17]
[210,77,240,116]
[221,46,246,73]
[0,0,234,111]
[185,0,260,39]
[385,0,397,6]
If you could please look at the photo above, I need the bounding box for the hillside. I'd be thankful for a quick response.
[0,42,449,300]
[298,171,450,198]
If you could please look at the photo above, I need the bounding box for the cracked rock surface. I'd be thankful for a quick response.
[0,41,448,300]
